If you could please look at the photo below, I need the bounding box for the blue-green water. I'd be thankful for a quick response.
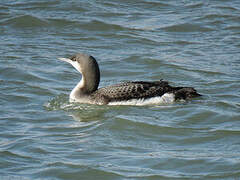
[1,0,240,179]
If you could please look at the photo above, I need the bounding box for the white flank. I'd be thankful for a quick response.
[108,93,175,106]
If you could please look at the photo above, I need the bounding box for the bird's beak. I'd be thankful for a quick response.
[58,57,72,64]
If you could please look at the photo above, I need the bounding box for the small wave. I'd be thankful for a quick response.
[47,18,77,28]
[224,25,240,31]
[80,20,126,32]
[35,161,123,179]
[216,5,240,12]
[44,94,112,122]
[161,23,213,32]
[48,18,128,32]
[197,13,235,22]
[185,2,203,8]
[209,129,240,135]
[3,1,58,8]
[3,15,49,28]
[203,80,239,86]
[0,150,33,161]
[44,93,108,111]
[44,94,71,111]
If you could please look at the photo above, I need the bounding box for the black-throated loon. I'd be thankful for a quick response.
[58,53,201,105]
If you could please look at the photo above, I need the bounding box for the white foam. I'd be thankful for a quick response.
[108,93,175,106]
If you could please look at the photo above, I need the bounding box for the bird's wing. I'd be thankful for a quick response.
[92,80,173,103]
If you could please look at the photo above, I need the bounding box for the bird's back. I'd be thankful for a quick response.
[91,80,175,104]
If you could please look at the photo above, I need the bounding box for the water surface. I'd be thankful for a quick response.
[0,0,240,179]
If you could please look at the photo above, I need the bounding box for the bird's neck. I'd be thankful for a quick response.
[70,72,100,101]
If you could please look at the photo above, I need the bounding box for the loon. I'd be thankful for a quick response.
[58,53,201,105]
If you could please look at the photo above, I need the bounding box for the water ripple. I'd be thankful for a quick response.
[1,0,240,179]
[3,15,49,28]
[161,23,214,32]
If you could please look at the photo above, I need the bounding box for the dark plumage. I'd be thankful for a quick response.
[91,80,201,104]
